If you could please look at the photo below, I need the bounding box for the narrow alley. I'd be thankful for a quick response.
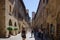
[0,0,60,40]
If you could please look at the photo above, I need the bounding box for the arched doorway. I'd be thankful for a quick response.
[14,22,17,35]
[50,24,54,34]
[14,22,17,27]
[56,12,60,40]
[9,19,12,26]
[9,19,12,35]
[50,24,54,40]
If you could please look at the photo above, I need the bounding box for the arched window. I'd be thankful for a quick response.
[9,19,13,35]
[9,19,12,26]
[14,22,17,27]
[9,5,11,12]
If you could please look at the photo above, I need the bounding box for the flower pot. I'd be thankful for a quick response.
[7,27,13,35]
[14,27,18,35]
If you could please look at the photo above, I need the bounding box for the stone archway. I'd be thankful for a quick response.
[14,22,17,27]
[56,12,60,40]
[9,19,12,26]
[9,19,13,35]
[14,22,17,35]
[50,24,54,38]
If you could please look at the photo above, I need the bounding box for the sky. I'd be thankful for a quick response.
[23,0,39,19]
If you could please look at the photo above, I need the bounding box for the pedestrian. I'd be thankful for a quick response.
[37,29,42,40]
[41,29,43,40]
[43,29,47,40]
[51,34,54,40]
[30,29,34,38]
[33,27,38,40]
[21,27,26,40]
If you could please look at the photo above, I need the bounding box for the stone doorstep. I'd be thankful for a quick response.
[9,33,21,38]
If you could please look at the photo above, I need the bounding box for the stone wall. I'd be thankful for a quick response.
[0,0,6,37]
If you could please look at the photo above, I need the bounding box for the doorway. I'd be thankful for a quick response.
[56,13,60,40]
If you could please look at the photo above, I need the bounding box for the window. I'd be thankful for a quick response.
[9,5,11,12]
[47,23,49,34]
[14,11,16,16]
[14,22,17,27]
[41,24,43,29]
[46,8,48,16]
[50,24,54,34]
[14,10,17,17]
[18,13,23,20]
[18,13,21,18]
[9,19,12,26]
[9,5,12,16]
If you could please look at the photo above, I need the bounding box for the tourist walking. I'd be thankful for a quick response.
[21,27,26,40]
[37,29,42,40]
[33,27,38,40]
[30,29,34,38]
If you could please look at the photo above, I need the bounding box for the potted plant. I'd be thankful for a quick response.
[7,27,13,31]
[14,27,18,35]
[7,27,13,37]
[14,27,18,30]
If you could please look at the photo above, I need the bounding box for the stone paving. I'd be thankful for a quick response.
[0,31,53,40]
[0,32,35,40]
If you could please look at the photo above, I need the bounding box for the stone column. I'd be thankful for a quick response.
[6,30,9,37]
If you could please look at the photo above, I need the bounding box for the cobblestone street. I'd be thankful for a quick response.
[0,31,53,40]
[0,32,35,40]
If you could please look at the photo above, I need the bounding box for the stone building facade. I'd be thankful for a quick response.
[0,0,30,38]
[45,0,60,40]
[33,0,60,40]
[33,0,47,28]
